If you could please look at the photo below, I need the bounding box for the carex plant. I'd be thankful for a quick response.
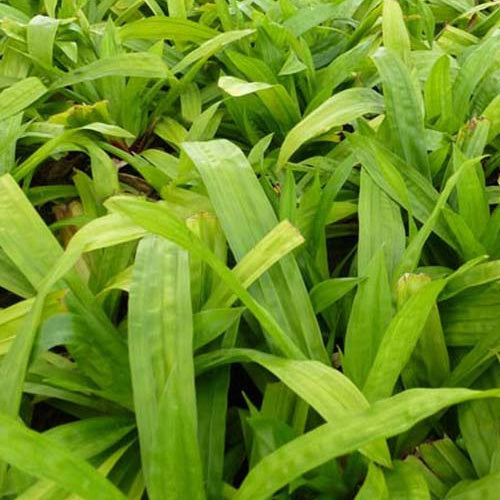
[0,0,499,499]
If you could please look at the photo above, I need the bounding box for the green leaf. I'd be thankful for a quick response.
[118,17,217,43]
[186,212,226,312]
[34,314,121,394]
[405,456,449,499]
[446,471,500,499]
[358,169,405,279]
[105,196,304,359]
[278,89,384,167]
[217,76,270,96]
[419,437,475,486]
[0,204,141,417]
[183,140,328,362]
[442,260,500,300]
[0,413,126,500]
[382,0,411,65]
[308,155,355,259]
[441,279,500,346]
[205,219,304,309]
[44,416,134,459]
[218,76,300,132]
[81,123,135,139]
[451,33,500,129]
[424,55,453,126]
[310,277,363,314]
[51,214,145,281]
[372,48,430,178]
[453,147,489,239]
[173,30,255,73]
[278,51,307,76]
[0,78,46,122]
[355,462,388,500]
[0,175,63,289]
[283,4,341,37]
[459,366,500,477]
[344,250,392,389]
[96,218,304,318]
[224,50,277,84]
[394,153,481,278]
[195,348,391,466]
[234,388,500,500]
[78,139,119,200]
[385,460,430,500]
[0,248,35,298]
[193,308,243,349]
[0,292,64,356]
[27,15,58,67]
[166,0,186,18]
[444,282,500,386]
[129,235,205,500]
[348,133,457,250]
[0,4,29,22]
[50,54,170,89]
[196,319,239,500]
[313,39,374,110]
[362,279,447,402]
[396,274,450,389]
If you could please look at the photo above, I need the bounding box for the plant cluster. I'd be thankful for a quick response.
[0,0,499,498]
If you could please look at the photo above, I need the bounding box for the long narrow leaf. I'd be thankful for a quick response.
[234,388,500,500]
[129,236,205,499]
[183,140,328,362]
[0,413,126,500]
[278,89,384,167]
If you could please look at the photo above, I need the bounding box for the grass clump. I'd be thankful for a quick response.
[0,0,499,498]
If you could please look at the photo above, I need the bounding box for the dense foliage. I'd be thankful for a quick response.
[0,0,499,498]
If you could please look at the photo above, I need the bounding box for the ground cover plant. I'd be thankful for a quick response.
[0,0,499,498]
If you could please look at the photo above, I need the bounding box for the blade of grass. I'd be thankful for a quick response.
[197,320,240,500]
[384,460,430,499]
[195,347,391,465]
[277,88,384,168]
[129,235,205,500]
[451,33,500,130]
[343,250,393,389]
[173,30,254,73]
[358,169,405,279]
[0,413,126,500]
[50,54,171,89]
[394,153,481,279]
[234,388,500,500]
[362,279,447,402]
[310,277,363,314]
[0,77,46,122]
[355,462,388,499]
[183,140,328,362]
[382,0,411,65]
[105,195,305,359]
[372,48,430,178]
[204,219,305,308]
